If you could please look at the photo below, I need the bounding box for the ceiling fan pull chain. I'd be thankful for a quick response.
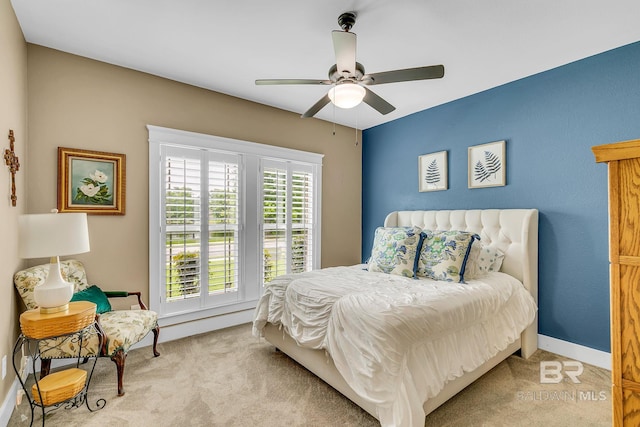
[332,101,336,136]
[355,108,359,146]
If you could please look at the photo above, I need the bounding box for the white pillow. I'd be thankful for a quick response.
[464,243,504,280]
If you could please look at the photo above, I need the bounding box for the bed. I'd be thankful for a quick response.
[253,209,538,426]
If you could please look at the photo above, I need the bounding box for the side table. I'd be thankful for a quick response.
[12,301,106,426]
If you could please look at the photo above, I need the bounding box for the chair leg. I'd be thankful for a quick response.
[40,359,51,379]
[111,350,127,396]
[152,325,160,357]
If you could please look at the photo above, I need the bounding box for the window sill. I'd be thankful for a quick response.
[156,299,258,327]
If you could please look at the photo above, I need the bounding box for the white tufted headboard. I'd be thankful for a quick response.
[384,209,539,357]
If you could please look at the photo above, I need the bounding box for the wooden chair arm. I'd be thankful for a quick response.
[103,291,148,310]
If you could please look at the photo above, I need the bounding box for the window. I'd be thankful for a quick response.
[148,126,322,324]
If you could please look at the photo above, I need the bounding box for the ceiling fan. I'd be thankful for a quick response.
[255,11,445,119]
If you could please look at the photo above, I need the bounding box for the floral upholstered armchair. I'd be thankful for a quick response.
[14,259,160,396]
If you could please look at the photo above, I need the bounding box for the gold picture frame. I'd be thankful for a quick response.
[58,147,126,215]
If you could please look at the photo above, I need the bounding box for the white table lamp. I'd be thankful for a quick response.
[18,210,90,313]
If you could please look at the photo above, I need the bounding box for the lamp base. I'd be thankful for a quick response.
[39,304,69,314]
[33,257,74,313]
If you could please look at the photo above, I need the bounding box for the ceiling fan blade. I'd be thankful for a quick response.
[363,65,445,85]
[363,87,395,115]
[256,79,332,85]
[332,30,357,76]
[301,94,331,118]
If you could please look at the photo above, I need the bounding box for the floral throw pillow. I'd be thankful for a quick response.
[464,243,505,280]
[416,230,479,282]
[367,226,423,278]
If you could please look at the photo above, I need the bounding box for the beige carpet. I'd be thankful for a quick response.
[8,323,611,426]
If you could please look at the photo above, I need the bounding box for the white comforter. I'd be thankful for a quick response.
[253,265,537,427]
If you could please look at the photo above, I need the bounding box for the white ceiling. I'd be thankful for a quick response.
[11,0,640,130]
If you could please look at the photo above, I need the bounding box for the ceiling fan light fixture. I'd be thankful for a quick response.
[328,83,365,109]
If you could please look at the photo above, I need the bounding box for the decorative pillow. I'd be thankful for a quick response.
[416,230,479,282]
[70,285,112,314]
[464,243,505,280]
[367,226,423,278]
[491,248,505,271]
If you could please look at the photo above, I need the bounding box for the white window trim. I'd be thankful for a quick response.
[148,125,323,327]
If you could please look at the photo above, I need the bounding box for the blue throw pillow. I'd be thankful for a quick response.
[70,285,112,314]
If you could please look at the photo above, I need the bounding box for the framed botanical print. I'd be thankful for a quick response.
[57,147,126,215]
[468,140,506,189]
[419,151,448,192]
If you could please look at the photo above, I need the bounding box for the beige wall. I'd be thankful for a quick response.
[0,0,27,408]
[26,45,362,304]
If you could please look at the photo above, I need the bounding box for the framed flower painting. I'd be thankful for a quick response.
[57,147,126,215]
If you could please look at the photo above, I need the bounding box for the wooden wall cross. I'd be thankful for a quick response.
[4,130,20,207]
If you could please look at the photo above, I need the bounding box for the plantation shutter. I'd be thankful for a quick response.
[262,165,288,284]
[164,147,203,305]
[206,155,240,303]
[291,170,313,273]
[262,160,315,285]
[161,146,241,313]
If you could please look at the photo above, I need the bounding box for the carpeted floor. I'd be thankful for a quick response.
[7,323,611,426]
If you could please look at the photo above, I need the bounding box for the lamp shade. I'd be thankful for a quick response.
[18,211,90,312]
[18,212,90,259]
[328,83,366,109]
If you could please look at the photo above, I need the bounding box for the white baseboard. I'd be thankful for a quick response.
[131,308,254,350]
[538,334,611,370]
[0,378,20,427]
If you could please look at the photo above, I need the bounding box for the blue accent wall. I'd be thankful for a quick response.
[362,41,640,352]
